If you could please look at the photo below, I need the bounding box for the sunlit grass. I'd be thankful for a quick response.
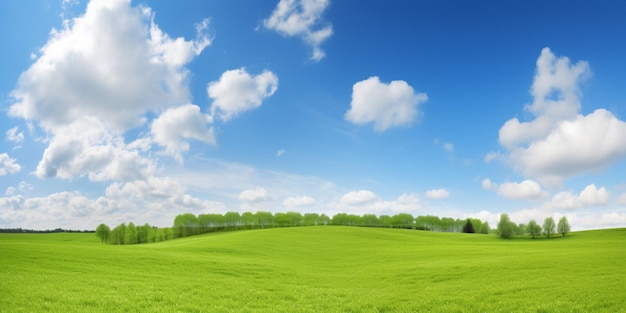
[1,227,624,312]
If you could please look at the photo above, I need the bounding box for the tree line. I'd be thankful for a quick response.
[95,211,492,245]
[496,213,570,239]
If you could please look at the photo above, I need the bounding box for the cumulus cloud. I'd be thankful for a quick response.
[239,188,272,203]
[339,190,379,205]
[481,178,495,191]
[334,190,421,215]
[345,76,428,131]
[6,127,24,144]
[0,177,224,229]
[9,0,211,132]
[0,153,21,176]
[617,192,626,205]
[263,0,332,61]
[151,104,215,160]
[546,184,609,210]
[509,110,626,186]
[482,178,548,200]
[7,0,212,182]
[35,118,154,181]
[498,180,548,200]
[496,48,626,187]
[426,188,449,199]
[283,195,316,207]
[208,68,279,121]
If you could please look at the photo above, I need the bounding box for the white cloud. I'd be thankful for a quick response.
[617,192,626,205]
[426,188,449,199]
[339,190,379,205]
[239,188,272,203]
[510,109,626,186]
[334,190,421,216]
[151,104,215,161]
[9,0,211,132]
[345,76,428,131]
[283,195,316,207]
[208,68,279,121]
[0,153,21,176]
[443,143,454,153]
[482,178,547,200]
[35,117,154,181]
[263,0,332,61]
[481,178,495,191]
[276,149,286,157]
[0,176,225,230]
[496,48,626,186]
[547,184,609,210]
[7,0,212,183]
[6,127,24,144]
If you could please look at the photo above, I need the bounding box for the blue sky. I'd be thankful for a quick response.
[2,0,626,230]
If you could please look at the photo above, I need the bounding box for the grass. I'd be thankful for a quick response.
[1,227,625,312]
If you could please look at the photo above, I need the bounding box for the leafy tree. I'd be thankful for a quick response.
[255,211,274,228]
[224,211,242,230]
[527,219,541,239]
[319,214,331,226]
[480,222,490,234]
[361,214,380,227]
[468,218,483,234]
[378,215,392,228]
[111,223,127,245]
[462,219,475,233]
[557,216,570,237]
[173,213,199,237]
[303,213,321,226]
[391,213,414,229]
[543,217,556,239]
[125,222,138,244]
[517,223,528,236]
[286,211,304,226]
[241,212,257,229]
[95,223,111,244]
[145,223,156,243]
[497,213,515,239]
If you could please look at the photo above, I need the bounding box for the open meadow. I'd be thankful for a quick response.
[1,226,625,312]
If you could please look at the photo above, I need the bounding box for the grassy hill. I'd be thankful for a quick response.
[1,227,624,312]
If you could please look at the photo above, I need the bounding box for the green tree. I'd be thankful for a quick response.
[112,223,127,245]
[125,222,138,244]
[480,222,490,234]
[286,212,304,226]
[462,219,475,233]
[303,213,321,226]
[224,211,242,230]
[145,223,156,243]
[497,213,514,239]
[527,219,541,239]
[557,216,570,237]
[467,218,483,234]
[517,223,527,236]
[361,214,380,227]
[95,223,111,244]
[543,217,556,239]
[255,211,274,228]
[173,213,199,237]
[241,212,257,229]
[391,213,414,229]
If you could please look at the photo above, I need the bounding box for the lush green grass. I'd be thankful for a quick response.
[1,227,625,312]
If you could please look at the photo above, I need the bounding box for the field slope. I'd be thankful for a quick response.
[1,227,625,312]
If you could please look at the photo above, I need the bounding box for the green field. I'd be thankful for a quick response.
[1,227,625,312]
